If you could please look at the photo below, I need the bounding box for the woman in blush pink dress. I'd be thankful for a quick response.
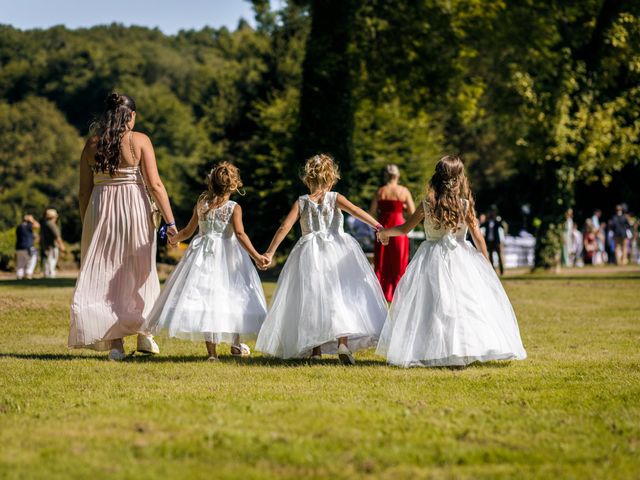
[69,93,177,361]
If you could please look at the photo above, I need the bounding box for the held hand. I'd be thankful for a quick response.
[167,230,181,248]
[262,252,274,270]
[166,225,178,238]
[376,230,390,246]
[255,255,269,271]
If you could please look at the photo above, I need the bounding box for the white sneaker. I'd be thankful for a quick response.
[108,349,125,361]
[137,335,160,354]
[337,344,355,365]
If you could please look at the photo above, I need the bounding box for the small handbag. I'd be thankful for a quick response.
[150,199,163,230]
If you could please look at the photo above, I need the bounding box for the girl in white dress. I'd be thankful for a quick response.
[376,155,527,367]
[256,154,388,364]
[144,162,268,361]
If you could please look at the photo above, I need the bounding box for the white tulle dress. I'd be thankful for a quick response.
[376,201,527,367]
[144,200,267,344]
[256,192,388,358]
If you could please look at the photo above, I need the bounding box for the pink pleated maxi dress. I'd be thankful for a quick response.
[69,165,160,351]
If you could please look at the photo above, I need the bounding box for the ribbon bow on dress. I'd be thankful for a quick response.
[441,232,459,251]
[192,232,223,266]
[299,230,337,245]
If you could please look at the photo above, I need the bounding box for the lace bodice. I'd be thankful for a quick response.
[197,200,236,238]
[423,199,469,241]
[298,192,344,236]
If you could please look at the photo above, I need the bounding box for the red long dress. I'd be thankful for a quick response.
[374,200,409,302]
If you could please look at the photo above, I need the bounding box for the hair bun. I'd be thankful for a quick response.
[385,164,400,176]
[106,93,122,109]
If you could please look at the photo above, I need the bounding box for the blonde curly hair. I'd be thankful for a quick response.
[424,155,477,231]
[301,154,340,190]
[198,161,243,212]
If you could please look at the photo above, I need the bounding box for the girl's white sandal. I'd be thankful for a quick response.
[231,343,251,357]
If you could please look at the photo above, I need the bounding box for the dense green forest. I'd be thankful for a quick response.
[1,0,639,266]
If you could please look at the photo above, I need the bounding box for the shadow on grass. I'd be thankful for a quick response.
[0,352,517,370]
[0,353,84,361]
[0,278,77,288]
[0,351,386,367]
[128,354,389,367]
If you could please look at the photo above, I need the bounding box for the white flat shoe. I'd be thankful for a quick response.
[207,356,219,362]
[108,349,125,361]
[136,335,160,354]
[231,343,251,357]
[309,354,322,361]
[337,344,355,366]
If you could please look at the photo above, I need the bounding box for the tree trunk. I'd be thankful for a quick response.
[296,0,356,192]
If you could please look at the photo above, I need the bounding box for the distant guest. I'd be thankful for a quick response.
[611,204,631,265]
[562,208,574,266]
[583,219,597,265]
[591,209,602,231]
[481,206,506,275]
[15,214,40,280]
[369,164,415,301]
[41,209,66,278]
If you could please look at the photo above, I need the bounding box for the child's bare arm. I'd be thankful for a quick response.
[231,205,265,263]
[377,204,425,244]
[171,207,198,244]
[336,194,380,229]
[264,201,300,259]
[467,210,490,260]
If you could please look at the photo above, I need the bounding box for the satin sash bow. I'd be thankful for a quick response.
[191,232,223,265]
[299,229,340,245]
[441,233,459,251]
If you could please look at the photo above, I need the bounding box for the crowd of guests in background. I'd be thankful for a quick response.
[563,205,638,267]
[12,200,637,281]
[14,209,66,279]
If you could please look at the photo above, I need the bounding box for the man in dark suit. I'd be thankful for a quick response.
[481,206,505,275]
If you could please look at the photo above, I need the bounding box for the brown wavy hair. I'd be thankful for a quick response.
[198,161,243,213]
[424,155,477,231]
[93,93,136,176]
[301,154,340,190]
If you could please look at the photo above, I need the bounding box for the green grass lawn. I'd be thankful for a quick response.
[1,269,639,479]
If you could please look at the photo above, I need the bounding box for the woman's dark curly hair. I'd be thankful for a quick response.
[93,93,136,176]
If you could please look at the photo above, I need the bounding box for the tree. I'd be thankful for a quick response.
[297,0,357,191]
[0,96,83,238]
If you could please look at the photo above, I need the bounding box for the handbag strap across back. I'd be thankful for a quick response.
[128,131,159,213]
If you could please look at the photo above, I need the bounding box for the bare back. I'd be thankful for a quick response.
[377,183,410,202]
[84,131,143,169]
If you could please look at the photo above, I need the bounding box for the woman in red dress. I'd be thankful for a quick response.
[370,165,415,301]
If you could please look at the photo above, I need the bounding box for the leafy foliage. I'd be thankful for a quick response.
[0,97,83,238]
